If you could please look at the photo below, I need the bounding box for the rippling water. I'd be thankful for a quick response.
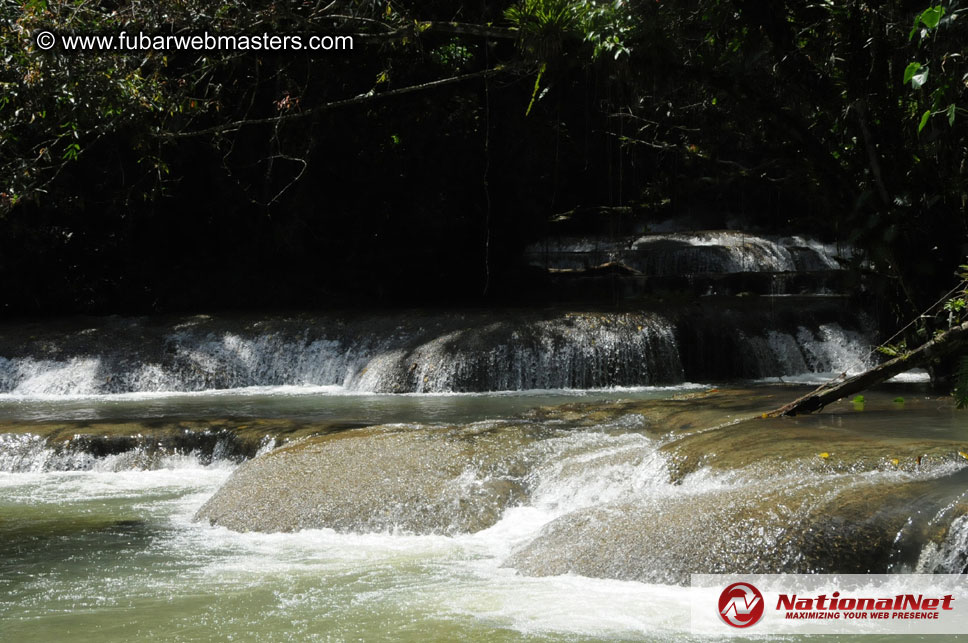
[1,385,965,641]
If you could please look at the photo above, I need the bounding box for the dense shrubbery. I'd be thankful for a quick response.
[0,1,964,316]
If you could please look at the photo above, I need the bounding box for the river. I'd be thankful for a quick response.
[0,309,964,641]
[2,381,966,641]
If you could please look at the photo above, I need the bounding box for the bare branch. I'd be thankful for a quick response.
[156,68,506,139]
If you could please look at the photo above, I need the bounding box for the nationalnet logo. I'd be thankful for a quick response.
[718,582,764,628]
[776,590,954,621]
[693,575,968,635]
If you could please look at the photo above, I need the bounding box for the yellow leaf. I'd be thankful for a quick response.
[819,452,830,459]
[891,458,899,467]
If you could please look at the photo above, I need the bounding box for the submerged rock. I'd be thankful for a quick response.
[0,418,362,472]
[504,475,957,584]
[195,423,538,534]
[505,393,968,584]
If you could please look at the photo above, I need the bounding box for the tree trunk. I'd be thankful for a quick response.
[765,320,968,417]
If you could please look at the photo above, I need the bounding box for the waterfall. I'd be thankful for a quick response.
[525,231,848,275]
[0,229,883,394]
[736,323,873,379]
[0,313,685,395]
[0,309,876,395]
[918,513,968,574]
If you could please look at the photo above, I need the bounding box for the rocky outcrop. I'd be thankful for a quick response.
[503,477,951,584]
[194,423,536,534]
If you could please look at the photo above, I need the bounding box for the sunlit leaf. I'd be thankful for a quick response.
[903,62,922,85]
[918,6,945,29]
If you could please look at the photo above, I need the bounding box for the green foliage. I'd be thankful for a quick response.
[430,41,472,70]
[920,6,946,29]
[503,0,633,114]
[876,342,907,358]
[505,0,591,61]
[904,62,928,88]
[954,356,968,409]
[944,298,966,314]
[581,0,634,60]
[0,0,965,328]
[943,264,968,327]
[2,2,157,207]
[525,63,547,116]
[903,2,963,135]
[504,0,632,62]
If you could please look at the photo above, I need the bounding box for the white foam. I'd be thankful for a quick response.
[888,369,931,383]
[4,417,963,641]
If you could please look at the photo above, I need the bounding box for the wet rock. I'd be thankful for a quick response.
[505,476,952,584]
[0,418,362,472]
[195,423,536,534]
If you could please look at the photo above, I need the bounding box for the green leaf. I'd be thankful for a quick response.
[876,345,900,357]
[918,6,945,29]
[911,69,929,89]
[903,62,922,85]
[918,109,931,133]
[525,62,546,117]
[948,103,956,127]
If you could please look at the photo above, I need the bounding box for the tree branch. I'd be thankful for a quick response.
[156,68,506,139]
[765,320,968,417]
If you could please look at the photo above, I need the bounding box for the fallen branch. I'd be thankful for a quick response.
[765,320,968,417]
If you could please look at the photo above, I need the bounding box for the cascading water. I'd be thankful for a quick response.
[1,384,963,641]
[918,513,968,574]
[524,231,849,275]
[0,231,946,641]
[0,310,875,396]
[0,231,882,397]
[0,431,274,473]
[0,313,688,395]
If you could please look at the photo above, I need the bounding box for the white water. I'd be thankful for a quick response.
[4,422,966,642]
[4,385,968,642]
[0,314,880,397]
[0,425,705,640]
[0,422,752,641]
[748,322,875,383]
[525,231,849,274]
[0,314,691,396]
[0,432,276,473]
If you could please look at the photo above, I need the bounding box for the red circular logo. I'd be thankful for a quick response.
[718,582,765,628]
